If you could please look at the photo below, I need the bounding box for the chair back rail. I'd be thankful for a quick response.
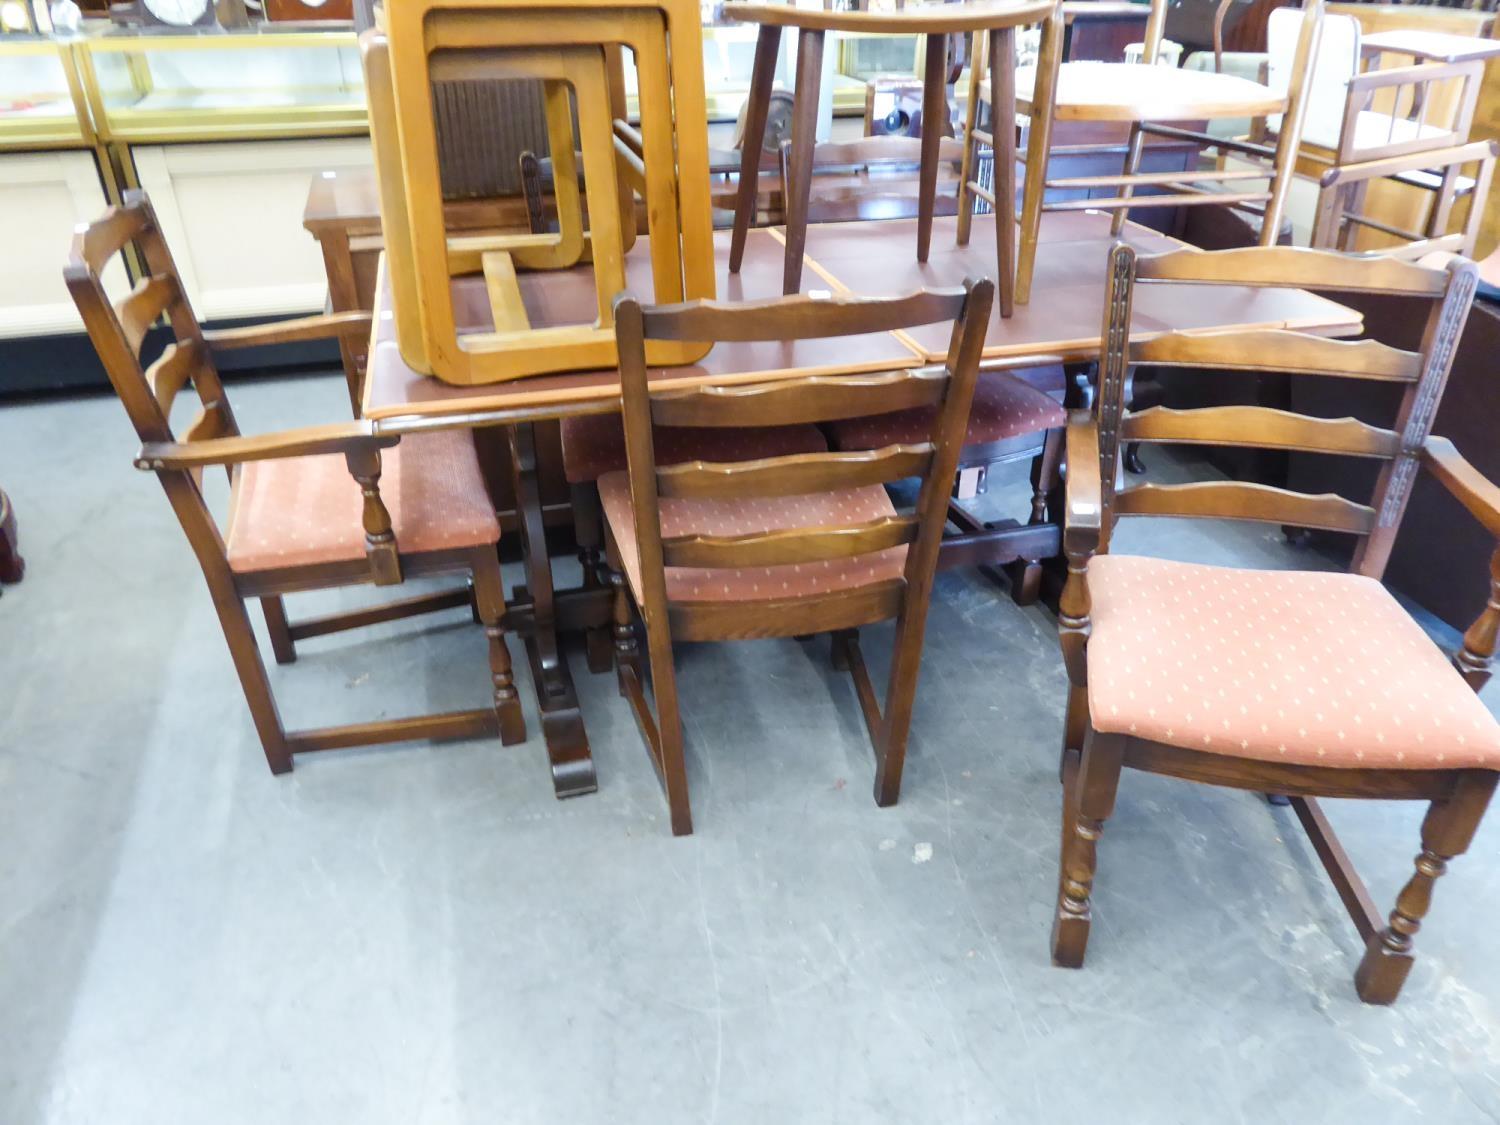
[1095,241,1478,579]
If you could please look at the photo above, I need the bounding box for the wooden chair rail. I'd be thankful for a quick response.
[76,204,146,273]
[1062,413,1103,556]
[1424,436,1500,538]
[1133,244,1450,295]
[1122,404,1402,458]
[1131,329,1423,381]
[1114,479,1379,534]
[1319,139,1499,189]
[118,275,181,356]
[135,421,397,471]
[634,287,968,342]
[666,577,907,642]
[650,367,948,428]
[655,444,935,500]
[202,310,375,351]
[146,340,208,416]
[660,514,918,569]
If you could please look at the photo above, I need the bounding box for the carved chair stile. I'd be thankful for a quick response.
[1055,242,1500,1003]
[376,0,717,385]
[65,192,527,775]
[1013,0,1325,307]
[602,281,995,835]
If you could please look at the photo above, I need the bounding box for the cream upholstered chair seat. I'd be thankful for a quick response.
[1086,555,1500,769]
[227,429,499,572]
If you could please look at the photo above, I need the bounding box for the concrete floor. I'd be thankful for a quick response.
[4,371,1500,1125]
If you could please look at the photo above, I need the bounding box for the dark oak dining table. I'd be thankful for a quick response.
[358,211,1361,799]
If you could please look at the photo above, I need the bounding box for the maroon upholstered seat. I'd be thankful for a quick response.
[826,368,1064,451]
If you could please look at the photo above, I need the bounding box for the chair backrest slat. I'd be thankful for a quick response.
[76,205,146,275]
[656,444,934,500]
[667,578,908,644]
[651,369,947,428]
[1096,242,1478,580]
[1132,244,1449,295]
[117,274,181,357]
[1122,405,1401,458]
[146,340,208,417]
[1114,480,1378,534]
[1132,330,1422,381]
[661,514,918,569]
[638,288,966,342]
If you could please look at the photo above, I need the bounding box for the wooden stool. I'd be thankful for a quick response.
[372,0,716,385]
[724,0,1053,304]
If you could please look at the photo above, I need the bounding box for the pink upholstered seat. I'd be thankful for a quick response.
[1087,555,1500,769]
[226,429,499,573]
[561,413,830,485]
[826,368,1065,451]
[599,470,907,603]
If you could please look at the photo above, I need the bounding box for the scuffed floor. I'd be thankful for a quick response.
[3,372,1498,1124]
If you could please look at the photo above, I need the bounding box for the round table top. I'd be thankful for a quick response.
[1018,61,1286,121]
[721,0,1056,34]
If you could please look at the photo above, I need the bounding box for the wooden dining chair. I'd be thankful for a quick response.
[602,279,994,835]
[1013,0,1325,306]
[1055,242,1499,1004]
[65,192,526,775]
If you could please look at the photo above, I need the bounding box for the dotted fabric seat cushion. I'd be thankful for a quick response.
[825,370,1064,452]
[561,413,829,485]
[599,470,907,604]
[226,429,499,573]
[1086,554,1500,769]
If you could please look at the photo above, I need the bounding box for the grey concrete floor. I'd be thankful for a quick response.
[3,371,1500,1125]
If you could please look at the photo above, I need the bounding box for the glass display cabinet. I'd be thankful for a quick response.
[76,28,366,142]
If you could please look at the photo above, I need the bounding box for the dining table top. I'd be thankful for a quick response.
[361,211,1362,430]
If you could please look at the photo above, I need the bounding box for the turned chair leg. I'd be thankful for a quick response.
[1355,773,1496,1004]
[1052,726,1126,968]
[261,596,297,665]
[571,483,613,674]
[1006,426,1065,606]
[472,553,526,747]
[611,570,641,698]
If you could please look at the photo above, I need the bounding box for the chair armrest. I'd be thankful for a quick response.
[201,310,373,351]
[1319,140,1499,190]
[1423,436,1500,538]
[1064,410,1103,557]
[135,420,397,471]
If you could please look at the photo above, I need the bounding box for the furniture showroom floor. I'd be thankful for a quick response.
[4,370,1499,1124]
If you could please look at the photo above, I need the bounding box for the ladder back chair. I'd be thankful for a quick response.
[1056,241,1500,1004]
[1013,0,1324,306]
[603,280,995,835]
[65,191,526,775]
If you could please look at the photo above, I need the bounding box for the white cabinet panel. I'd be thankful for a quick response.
[131,138,371,322]
[0,151,123,338]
